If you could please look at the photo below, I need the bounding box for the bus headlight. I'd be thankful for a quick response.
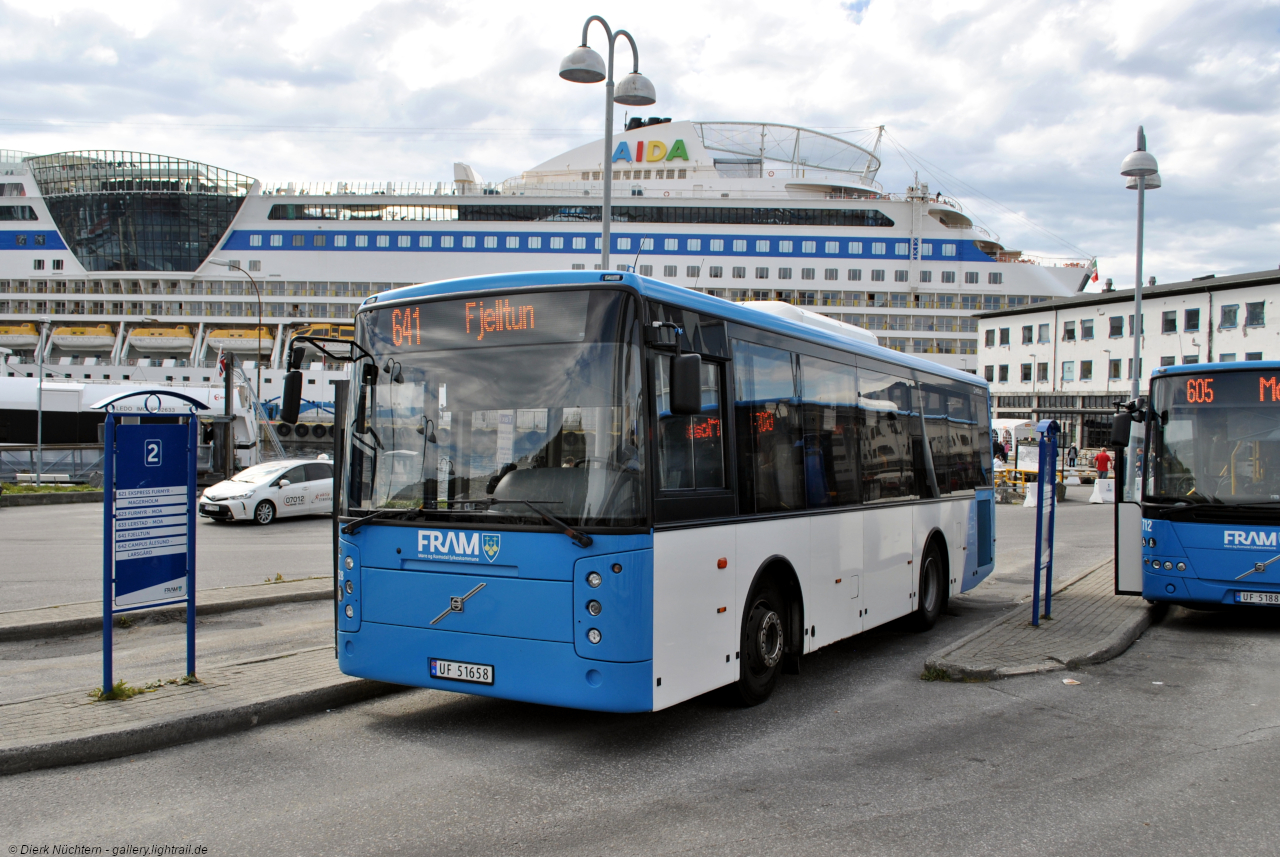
[345,556,354,570]
[587,628,602,644]
[1149,538,1157,548]
[1176,562,1186,571]
[586,571,602,588]
[587,600,602,616]
[1163,561,1173,570]
[345,580,354,594]
[345,605,354,618]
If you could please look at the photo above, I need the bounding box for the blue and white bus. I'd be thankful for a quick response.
[288,270,996,712]
[1137,362,1280,606]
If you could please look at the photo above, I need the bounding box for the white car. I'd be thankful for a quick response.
[199,458,334,525]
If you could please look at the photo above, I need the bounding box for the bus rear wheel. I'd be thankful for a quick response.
[910,541,945,631]
[732,581,786,706]
[253,501,276,525]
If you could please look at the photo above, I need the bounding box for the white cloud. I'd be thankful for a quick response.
[0,0,1277,284]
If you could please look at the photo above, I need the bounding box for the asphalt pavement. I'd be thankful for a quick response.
[0,503,332,611]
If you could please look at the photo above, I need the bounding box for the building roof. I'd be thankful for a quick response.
[976,268,1280,320]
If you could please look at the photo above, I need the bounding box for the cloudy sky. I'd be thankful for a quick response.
[2,0,1277,288]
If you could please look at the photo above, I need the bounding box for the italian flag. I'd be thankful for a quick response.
[1088,257,1099,283]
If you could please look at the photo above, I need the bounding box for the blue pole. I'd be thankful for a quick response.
[1031,433,1045,627]
[186,411,197,678]
[102,412,115,693]
[1044,424,1060,620]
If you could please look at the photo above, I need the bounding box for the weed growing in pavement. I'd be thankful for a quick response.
[91,680,153,701]
[920,667,954,682]
[264,572,286,583]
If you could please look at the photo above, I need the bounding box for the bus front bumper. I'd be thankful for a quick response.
[1144,569,1280,606]
[338,622,654,713]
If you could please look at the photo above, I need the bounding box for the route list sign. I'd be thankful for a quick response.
[112,423,193,606]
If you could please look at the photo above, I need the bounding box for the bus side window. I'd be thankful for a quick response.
[654,356,725,490]
[799,355,859,507]
[732,340,805,513]
[857,368,919,502]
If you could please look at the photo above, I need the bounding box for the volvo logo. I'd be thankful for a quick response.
[430,583,486,625]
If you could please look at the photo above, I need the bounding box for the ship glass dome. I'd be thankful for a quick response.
[26,151,256,272]
[692,122,882,182]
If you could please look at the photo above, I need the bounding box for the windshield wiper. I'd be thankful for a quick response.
[489,498,594,548]
[341,508,423,534]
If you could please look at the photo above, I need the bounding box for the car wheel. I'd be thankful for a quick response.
[253,500,276,525]
[732,580,786,706]
[910,540,946,631]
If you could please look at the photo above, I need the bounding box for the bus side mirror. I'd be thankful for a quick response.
[280,371,302,424]
[668,353,703,416]
[354,362,378,435]
[1110,412,1132,447]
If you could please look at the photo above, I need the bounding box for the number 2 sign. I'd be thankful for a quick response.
[144,439,162,467]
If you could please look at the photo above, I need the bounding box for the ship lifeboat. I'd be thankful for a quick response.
[205,326,273,354]
[291,323,353,343]
[128,324,195,352]
[0,323,40,349]
[51,324,116,351]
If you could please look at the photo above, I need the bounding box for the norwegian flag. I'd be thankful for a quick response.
[216,349,228,377]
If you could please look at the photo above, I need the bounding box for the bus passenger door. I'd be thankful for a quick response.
[810,513,862,643]
[862,506,913,626]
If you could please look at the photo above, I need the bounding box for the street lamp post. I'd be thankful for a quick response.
[1120,127,1160,500]
[35,316,50,486]
[560,16,657,271]
[208,259,265,400]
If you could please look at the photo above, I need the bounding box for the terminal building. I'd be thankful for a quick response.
[0,120,1092,399]
[976,268,1280,448]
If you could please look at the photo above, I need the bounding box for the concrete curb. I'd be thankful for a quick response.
[925,559,1154,681]
[0,660,403,776]
[0,491,103,507]
[0,581,333,643]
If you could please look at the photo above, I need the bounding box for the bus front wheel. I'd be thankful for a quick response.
[910,541,945,631]
[733,581,786,706]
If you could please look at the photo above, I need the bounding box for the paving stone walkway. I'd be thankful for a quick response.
[0,646,399,775]
[926,560,1161,680]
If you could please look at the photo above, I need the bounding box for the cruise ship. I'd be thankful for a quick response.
[0,120,1090,405]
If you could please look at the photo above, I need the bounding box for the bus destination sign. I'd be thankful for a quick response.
[1172,371,1280,406]
[370,290,591,352]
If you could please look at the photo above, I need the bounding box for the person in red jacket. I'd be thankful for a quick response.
[1094,447,1112,480]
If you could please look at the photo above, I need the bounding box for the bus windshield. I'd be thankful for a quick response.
[343,288,646,528]
[1148,369,1280,505]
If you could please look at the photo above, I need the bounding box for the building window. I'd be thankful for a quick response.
[921,243,933,257]
[848,241,862,254]
[665,238,679,251]
[1110,359,1121,379]
[964,271,978,284]
[848,269,862,281]
[999,327,1010,346]
[985,329,995,347]
[824,268,838,281]
[1022,325,1033,345]
[1037,323,1049,343]
[893,270,908,282]
[1220,304,1238,328]
[984,365,994,382]
[890,293,908,308]
[1159,355,1175,367]
[795,240,813,254]
[355,235,369,247]
[248,260,261,272]
[754,267,769,279]
[1246,352,1264,361]
[548,236,562,249]
[1162,310,1177,333]
[870,269,885,282]
[661,265,676,278]
[988,272,1002,285]
[1183,308,1199,331]
[733,240,747,252]
[292,234,305,247]
[1219,353,1236,362]
[1062,361,1075,382]
[778,268,792,280]
[687,266,700,278]
[482,235,496,248]
[871,242,885,255]
[938,271,954,284]
[754,239,769,252]
[942,244,956,257]
[777,240,793,253]
[802,268,816,280]
[1129,314,1145,335]
[33,259,44,270]
[797,291,815,306]
[1110,316,1124,337]
[1126,358,1143,379]
[1081,360,1093,381]
[635,264,652,276]
[894,242,909,255]
[462,236,476,248]
[440,235,454,248]
[270,234,283,247]
[571,263,585,270]
[999,364,1009,382]
[918,270,932,283]
[1081,319,1094,340]
[1021,363,1032,382]
[1246,302,1265,327]
[732,267,746,279]
[572,236,586,250]
[1037,362,1049,382]
[710,239,724,252]
[1062,321,1076,341]
[821,241,836,254]
[1182,355,1199,364]
[709,266,723,278]
[687,238,702,251]
[617,237,632,251]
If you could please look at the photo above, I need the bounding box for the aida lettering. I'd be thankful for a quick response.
[465,299,535,341]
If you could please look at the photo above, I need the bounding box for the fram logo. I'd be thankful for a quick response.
[417,530,500,563]
[1224,530,1279,547]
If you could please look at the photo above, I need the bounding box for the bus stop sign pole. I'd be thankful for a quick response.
[95,390,208,692]
[1031,419,1061,627]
